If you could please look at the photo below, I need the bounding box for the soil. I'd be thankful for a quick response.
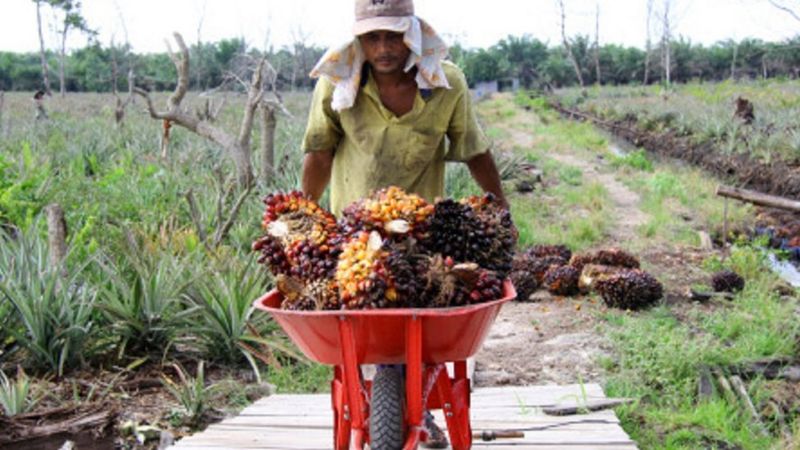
[473,101,717,387]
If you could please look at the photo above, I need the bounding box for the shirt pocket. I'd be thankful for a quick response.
[404,130,444,172]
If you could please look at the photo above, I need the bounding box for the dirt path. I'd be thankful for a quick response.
[473,107,651,387]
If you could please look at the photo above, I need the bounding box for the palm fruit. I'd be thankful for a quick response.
[509,251,541,300]
[256,191,340,280]
[418,255,502,307]
[461,193,516,276]
[252,235,291,277]
[340,186,434,239]
[543,265,580,296]
[594,269,663,310]
[569,248,640,272]
[578,264,622,292]
[275,275,339,311]
[526,244,572,262]
[335,231,420,309]
[425,199,490,263]
[711,269,745,293]
[529,255,569,284]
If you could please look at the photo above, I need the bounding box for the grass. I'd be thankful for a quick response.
[479,91,799,449]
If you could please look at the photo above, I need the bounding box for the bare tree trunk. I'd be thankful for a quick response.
[59,28,68,97]
[594,3,601,85]
[260,104,276,184]
[0,91,4,135]
[557,0,584,87]
[45,204,68,268]
[134,33,262,188]
[730,42,738,80]
[644,0,654,84]
[662,0,672,87]
[36,1,51,95]
[768,0,800,21]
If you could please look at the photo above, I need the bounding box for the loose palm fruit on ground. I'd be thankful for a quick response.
[711,269,745,293]
[525,244,572,262]
[594,269,663,310]
[340,186,434,239]
[509,270,540,301]
[461,193,516,276]
[425,199,490,264]
[543,265,580,296]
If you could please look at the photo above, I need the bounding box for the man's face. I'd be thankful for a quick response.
[359,30,410,75]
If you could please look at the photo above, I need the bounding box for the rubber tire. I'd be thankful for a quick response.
[369,368,405,450]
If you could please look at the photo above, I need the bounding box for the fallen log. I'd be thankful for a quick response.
[727,357,800,382]
[716,185,800,213]
[0,406,115,444]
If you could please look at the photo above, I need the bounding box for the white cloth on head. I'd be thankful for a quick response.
[310,16,450,112]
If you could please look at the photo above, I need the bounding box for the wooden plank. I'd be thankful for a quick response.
[170,385,637,450]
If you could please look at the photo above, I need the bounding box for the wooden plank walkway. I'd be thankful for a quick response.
[171,384,637,449]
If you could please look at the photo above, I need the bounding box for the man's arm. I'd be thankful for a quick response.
[302,149,334,202]
[466,152,509,209]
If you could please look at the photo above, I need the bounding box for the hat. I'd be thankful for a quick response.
[353,0,415,36]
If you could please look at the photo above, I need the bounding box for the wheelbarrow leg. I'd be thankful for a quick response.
[403,315,424,450]
[338,316,368,449]
[435,360,472,450]
[332,366,352,450]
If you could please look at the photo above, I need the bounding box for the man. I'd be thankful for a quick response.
[301,0,509,447]
[302,0,508,216]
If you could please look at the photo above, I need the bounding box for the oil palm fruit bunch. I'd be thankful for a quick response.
[508,251,542,301]
[255,191,340,280]
[711,269,745,293]
[570,248,640,272]
[529,255,569,284]
[425,199,490,264]
[525,244,572,262]
[593,269,663,310]
[339,186,434,239]
[578,264,622,292]
[418,255,502,307]
[275,275,340,311]
[335,231,422,309]
[543,265,580,296]
[460,193,516,276]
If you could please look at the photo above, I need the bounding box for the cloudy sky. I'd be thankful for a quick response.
[1,0,798,54]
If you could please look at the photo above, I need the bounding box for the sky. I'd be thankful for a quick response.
[0,0,798,55]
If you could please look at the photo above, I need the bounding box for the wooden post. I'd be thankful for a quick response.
[45,204,68,268]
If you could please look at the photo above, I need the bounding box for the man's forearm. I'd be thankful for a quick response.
[466,151,508,208]
[302,150,333,201]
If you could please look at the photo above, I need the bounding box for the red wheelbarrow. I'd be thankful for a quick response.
[254,281,516,450]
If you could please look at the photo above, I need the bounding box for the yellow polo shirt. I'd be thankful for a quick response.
[302,61,490,216]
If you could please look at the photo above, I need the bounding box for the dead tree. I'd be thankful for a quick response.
[34,0,51,95]
[660,0,673,88]
[644,0,654,84]
[557,0,584,87]
[768,0,800,21]
[111,42,134,126]
[593,2,601,85]
[34,90,48,120]
[134,32,269,188]
[0,91,4,134]
[183,169,253,249]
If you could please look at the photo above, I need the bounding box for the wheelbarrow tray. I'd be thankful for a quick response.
[253,280,516,365]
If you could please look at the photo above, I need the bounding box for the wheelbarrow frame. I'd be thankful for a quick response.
[254,281,516,449]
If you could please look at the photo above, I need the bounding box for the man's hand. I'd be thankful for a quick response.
[302,150,334,201]
[466,151,509,209]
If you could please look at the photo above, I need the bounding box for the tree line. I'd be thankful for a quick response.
[2,34,800,93]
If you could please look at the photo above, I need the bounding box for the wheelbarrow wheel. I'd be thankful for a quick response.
[370,368,405,450]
